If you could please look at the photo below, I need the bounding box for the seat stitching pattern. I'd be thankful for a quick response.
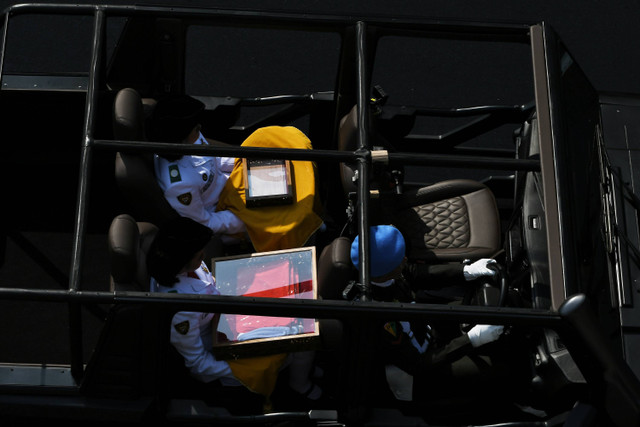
[398,196,470,249]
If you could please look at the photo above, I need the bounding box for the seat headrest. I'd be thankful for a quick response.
[112,88,175,225]
[317,237,354,300]
[108,214,158,291]
[113,88,146,141]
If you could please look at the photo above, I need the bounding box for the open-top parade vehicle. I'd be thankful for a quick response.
[1,3,640,426]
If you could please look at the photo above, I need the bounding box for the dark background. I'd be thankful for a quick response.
[0,5,636,427]
[2,0,640,96]
[0,0,638,366]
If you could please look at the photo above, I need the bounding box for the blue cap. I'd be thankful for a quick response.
[350,225,406,278]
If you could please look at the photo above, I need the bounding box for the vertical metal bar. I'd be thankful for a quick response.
[0,10,10,268]
[529,24,566,311]
[68,6,106,381]
[0,8,10,84]
[355,21,372,302]
[343,20,376,426]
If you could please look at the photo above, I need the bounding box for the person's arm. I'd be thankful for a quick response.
[216,156,236,175]
[163,180,245,235]
[405,259,497,289]
[419,333,473,369]
[380,322,473,376]
[169,310,234,383]
[379,322,503,377]
[404,262,467,289]
[418,324,504,371]
[202,138,237,174]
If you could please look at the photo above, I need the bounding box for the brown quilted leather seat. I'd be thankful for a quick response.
[339,106,501,263]
[385,179,500,262]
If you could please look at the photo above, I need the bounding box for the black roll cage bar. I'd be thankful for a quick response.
[2,4,639,424]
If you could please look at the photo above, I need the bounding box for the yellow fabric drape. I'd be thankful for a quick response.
[217,126,323,252]
[227,353,288,399]
[216,126,323,410]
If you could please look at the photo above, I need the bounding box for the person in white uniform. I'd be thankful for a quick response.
[150,95,245,240]
[146,216,323,412]
[147,216,239,384]
[349,225,507,403]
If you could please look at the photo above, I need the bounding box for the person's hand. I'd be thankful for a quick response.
[215,331,229,343]
[463,258,497,281]
[467,324,504,348]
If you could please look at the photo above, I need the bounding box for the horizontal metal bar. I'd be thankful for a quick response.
[5,3,532,40]
[236,93,333,106]
[93,139,359,162]
[0,287,560,326]
[390,151,540,171]
[93,139,539,171]
[388,102,534,118]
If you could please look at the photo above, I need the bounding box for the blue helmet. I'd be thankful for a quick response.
[350,225,406,278]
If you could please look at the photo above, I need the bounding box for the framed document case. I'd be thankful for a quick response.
[243,158,294,208]
[211,246,319,359]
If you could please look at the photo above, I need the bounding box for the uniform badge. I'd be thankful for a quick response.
[174,320,190,335]
[384,321,398,338]
[384,321,403,345]
[169,165,182,183]
[177,193,192,205]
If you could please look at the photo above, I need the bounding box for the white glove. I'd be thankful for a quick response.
[463,258,497,281]
[467,324,504,348]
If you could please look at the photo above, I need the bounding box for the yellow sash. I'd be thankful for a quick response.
[217,126,323,252]
[227,353,288,399]
[217,126,322,411]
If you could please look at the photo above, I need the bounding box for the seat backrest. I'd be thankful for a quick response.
[339,106,500,264]
[338,105,404,198]
[108,213,158,292]
[317,236,354,300]
[113,87,148,140]
[113,87,178,226]
[386,179,501,263]
[338,105,360,197]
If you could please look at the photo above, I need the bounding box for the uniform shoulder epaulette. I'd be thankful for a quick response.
[169,164,182,183]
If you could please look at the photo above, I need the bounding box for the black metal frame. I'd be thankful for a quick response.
[1,3,639,425]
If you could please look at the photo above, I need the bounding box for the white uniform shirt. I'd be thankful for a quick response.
[154,133,244,235]
[151,262,239,385]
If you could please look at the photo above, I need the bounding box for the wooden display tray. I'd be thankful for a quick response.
[211,246,320,359]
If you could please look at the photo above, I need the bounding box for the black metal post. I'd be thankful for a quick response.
[342,20,376,426]
[68,6,106,382]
